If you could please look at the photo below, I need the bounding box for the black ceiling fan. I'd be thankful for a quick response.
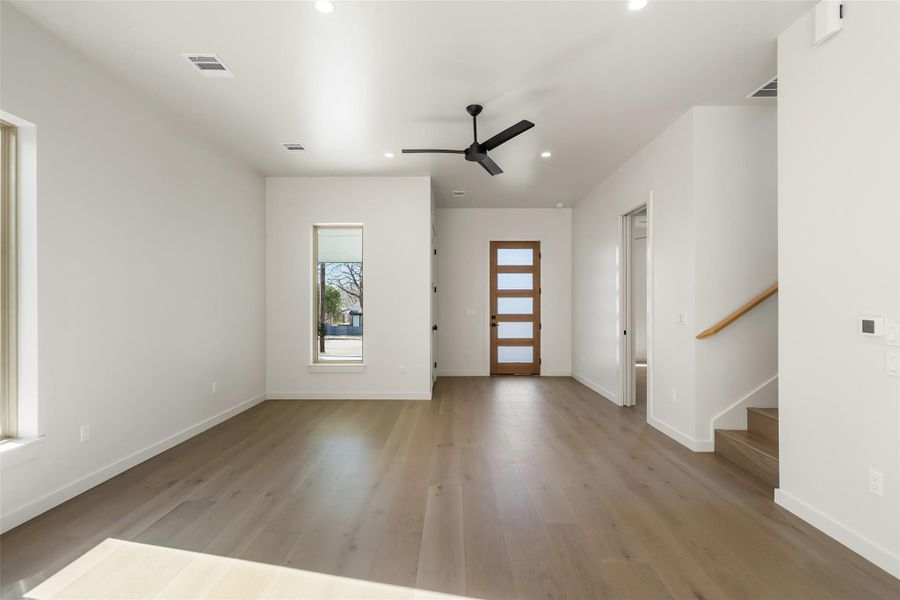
[402,104,534,176]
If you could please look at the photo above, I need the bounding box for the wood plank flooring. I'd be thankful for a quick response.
[2,377,899,599]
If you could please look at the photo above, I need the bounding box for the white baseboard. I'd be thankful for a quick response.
[775,488,900,579]
[266,391,432,400]
[437,371,572,378]
[647,415,714,452]
[0,393,266,534]
[435,370,487,377]
[571,372,618,404]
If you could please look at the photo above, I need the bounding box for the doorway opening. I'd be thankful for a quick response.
[619,205,650,414]
[489,241,541,375]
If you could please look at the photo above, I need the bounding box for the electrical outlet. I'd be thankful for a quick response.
[671,389,677,403]
[399,364,406,375]
[868,469,884,497]
[80,424,90,443]
[211,381,218,395]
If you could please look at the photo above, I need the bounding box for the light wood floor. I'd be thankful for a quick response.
[2,377,899,599]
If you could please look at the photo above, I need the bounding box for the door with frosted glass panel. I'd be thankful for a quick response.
[490,241,540,375]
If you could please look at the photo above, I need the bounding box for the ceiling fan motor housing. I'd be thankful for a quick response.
[465,144,487,162]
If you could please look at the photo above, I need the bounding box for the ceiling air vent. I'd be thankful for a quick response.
[181,54,235,78]
[282,143,306,152]
[748,77,777,98]
[452,190,466,197]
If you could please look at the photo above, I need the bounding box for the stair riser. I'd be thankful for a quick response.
[715,431,779,487]
[747,411,778,443]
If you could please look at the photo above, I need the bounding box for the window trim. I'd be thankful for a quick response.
[1,120,19,441]
[311,224,364,365]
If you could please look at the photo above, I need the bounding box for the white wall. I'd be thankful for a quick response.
[266,177,432,399]
[572,106,777,450]
[776,2,900,578]
[693,107,778,440]
[0,7,266,532]
[435,208,572,377]
[573,111,697,441]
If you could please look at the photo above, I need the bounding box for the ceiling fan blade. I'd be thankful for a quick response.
[401,149,465,154]
[482,120,535,151]
[479,156,503,176]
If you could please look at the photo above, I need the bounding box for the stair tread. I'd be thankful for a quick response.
[747,407,778,420]
[716,429,779,459]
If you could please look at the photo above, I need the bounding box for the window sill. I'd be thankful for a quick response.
[0,436,44,471]
[307,363,366,374]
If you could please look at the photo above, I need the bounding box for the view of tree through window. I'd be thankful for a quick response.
[314,227,363,362]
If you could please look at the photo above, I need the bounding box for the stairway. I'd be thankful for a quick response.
[715,407,779,486]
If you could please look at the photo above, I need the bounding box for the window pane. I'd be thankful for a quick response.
[498,346,533,363]
[315,226,363,363]
[497,248,533,266]
[497,297,533,314]
[497,321,533,339]
[497,273,533,290]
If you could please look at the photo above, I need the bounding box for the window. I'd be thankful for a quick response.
[1,121,18,440]
[313,226,363,363]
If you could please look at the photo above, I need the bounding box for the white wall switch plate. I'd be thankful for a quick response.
[887,352,900,377]
[868,469,884,497]
[678,313,688,325]
[465,308,476,316]
[80,424,90,443]
[211,381,218,394]
[886,323,900,346]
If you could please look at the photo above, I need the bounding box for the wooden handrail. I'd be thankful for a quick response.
[695,283,778,339]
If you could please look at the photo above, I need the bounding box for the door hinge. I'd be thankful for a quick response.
[434,361,437,368]
[624,330,627,335]
[539,322,542,329]
[433,249,437,255]
[433,286,437,293]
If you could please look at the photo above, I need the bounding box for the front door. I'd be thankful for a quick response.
[490,241,540,375]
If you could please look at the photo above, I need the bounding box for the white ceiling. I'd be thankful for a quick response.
[12,1,808,208]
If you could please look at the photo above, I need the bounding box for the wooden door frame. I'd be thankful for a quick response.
[489,240,541,375]
[617,195,654,413]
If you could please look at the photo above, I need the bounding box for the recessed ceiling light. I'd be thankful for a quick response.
[384,152,395,158]
[540,151,552,158]
[315,1,335,14]
[282,143,306,152]
[556,203,564,208]
[628,0,648,11]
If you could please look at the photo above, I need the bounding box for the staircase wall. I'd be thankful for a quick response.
[692,107,779,448]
